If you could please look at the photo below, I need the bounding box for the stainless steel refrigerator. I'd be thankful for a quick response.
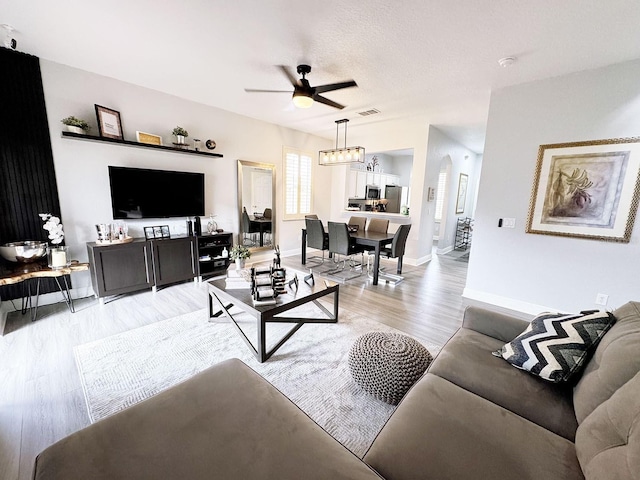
[384,185,402,213]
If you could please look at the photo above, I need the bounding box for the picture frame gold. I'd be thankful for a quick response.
[95,104,123,140]
[136,131,163,146]
[526,137,640,243]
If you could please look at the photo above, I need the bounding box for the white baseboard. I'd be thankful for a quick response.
[436,245,454,255]
[405,253,431,266]
[462,288,559,318]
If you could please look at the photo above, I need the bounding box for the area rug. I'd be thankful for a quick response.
[74,305,439,457]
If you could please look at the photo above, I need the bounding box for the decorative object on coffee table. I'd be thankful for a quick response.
[348,332,432,405]
[230,244,250,269]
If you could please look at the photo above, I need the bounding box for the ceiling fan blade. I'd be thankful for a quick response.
[277,65,301,87]
[244,88,292,93]
[314,80,357,94]
[313,94,345,110]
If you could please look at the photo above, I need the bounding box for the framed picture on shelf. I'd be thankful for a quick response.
[161,225,171,238]
[144,226,155,240]
[153,226,163,238]
[526,137,640,243]
[95,104,124,140]
[136,131,163,146]
[455,173,468,214]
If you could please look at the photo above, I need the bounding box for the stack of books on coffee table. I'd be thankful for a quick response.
[225,267,251,289]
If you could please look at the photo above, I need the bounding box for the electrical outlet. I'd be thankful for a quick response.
[595,293,609,306]
[503,218,516,228]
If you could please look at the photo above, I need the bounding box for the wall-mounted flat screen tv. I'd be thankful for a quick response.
[108,166,205,219]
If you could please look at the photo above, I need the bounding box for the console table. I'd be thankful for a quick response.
[0,260,89,321]
[87,236,197,303]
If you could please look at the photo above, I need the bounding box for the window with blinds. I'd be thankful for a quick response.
[284,147,313,219]
[434,171,447,221]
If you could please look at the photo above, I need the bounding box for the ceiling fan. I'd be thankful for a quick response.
[244,64,357,110]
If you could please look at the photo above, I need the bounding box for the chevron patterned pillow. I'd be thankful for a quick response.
[492,310,616,383]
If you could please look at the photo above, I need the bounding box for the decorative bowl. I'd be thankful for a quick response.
[0,241,48,263]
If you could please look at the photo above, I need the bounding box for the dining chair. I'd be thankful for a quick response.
[363,218,389,266]
[263,208,273,245]
[305,218,329,265]
[348,216,366,232]
[327,222,365,279]
[375,224,411,284]
[242,208,259,246]
[305,214,318,219]
[367,218,389,233]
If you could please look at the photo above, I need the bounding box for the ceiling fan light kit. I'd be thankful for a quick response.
[319,119,365,166]
[292,91,314,108]
[245,64,357,110]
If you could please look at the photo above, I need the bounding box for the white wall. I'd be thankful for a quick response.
[425,126,481,253]
[40,60,332,297]
[465,59,640,314]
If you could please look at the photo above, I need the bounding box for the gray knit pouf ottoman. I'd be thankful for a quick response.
[348,332,433,405]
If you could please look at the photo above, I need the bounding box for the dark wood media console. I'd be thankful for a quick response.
[87,233,233,302]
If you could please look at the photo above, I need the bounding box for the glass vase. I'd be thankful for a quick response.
[47,245,70,269]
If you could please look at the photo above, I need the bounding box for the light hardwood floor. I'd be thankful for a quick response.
[0,251,468,480]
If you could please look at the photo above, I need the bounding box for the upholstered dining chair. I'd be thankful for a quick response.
[305,214,318,219]
[263,208,273,245]
[242,208,259,246]
[363,218,389,262]
[375,224,412,284]
[327,221,366,279]
[347,216,367,232]
[367,218,389,233]
[305,218,329,265]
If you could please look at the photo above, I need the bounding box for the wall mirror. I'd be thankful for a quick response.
[237,160,275,252]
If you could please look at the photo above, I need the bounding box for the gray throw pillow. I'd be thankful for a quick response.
[492,310,616,383]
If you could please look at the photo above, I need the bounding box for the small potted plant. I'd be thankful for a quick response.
[229,244,251,269]
[172,126,189,144]
[61,116,90,135]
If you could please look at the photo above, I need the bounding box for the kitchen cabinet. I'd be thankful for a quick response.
[348,169,401,198]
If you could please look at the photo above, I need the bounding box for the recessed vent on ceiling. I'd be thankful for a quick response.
[357,108,380,116]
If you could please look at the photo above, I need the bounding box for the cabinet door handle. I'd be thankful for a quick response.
[143,245,150,283]
[190,241,195,274]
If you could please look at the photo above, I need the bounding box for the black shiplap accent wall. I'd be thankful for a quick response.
[0,47,64,300]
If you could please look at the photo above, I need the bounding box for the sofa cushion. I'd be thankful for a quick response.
[575,370,640,480]
[33,358,382,480]
[573,301,640,423]
[493,310,616,383]
[428,327,577,440]
[364,373,584,480]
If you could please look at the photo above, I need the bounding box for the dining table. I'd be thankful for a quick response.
[249,216,272,247]
[301,228,395,285]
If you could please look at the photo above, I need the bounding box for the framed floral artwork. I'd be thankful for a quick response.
[526,137,640,242]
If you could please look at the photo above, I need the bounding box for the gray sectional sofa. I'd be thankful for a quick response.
[33,302,640,479]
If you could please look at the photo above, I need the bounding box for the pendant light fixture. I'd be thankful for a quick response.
[318,119,365,166]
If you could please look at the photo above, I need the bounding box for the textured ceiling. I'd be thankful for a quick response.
[3,0,640,153]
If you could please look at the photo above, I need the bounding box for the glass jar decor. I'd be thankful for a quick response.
[48,245,70,269]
